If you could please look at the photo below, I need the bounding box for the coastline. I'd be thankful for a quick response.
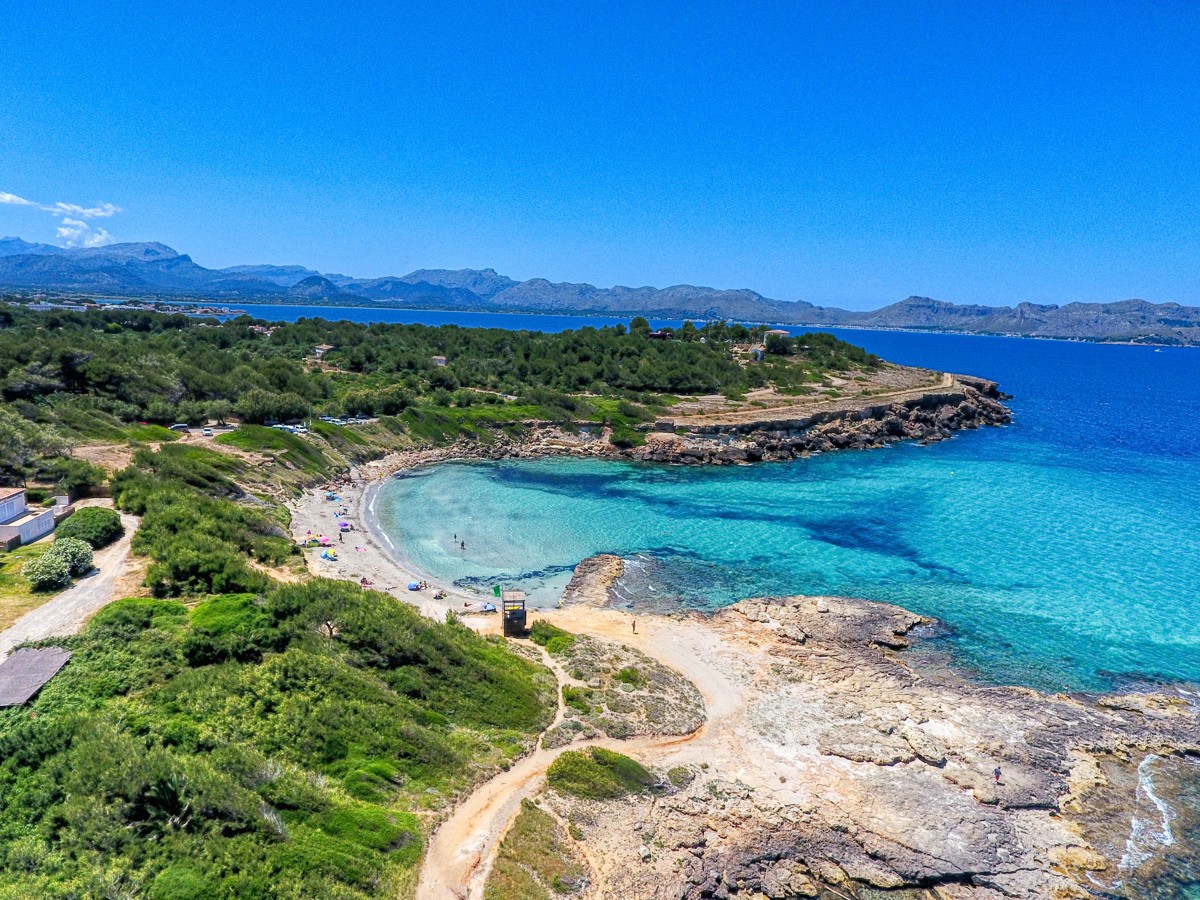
[289,456,1200,898]
[53,297,1200,349]
[288,460,485,623]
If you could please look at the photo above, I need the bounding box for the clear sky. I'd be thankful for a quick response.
[1,1,1198,309]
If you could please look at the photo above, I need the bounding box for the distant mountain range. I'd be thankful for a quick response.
[2,236,1199,344]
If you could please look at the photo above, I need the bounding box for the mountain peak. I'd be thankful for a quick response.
[72,242,180,262]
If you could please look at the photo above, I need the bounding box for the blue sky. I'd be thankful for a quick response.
[1,1,1198,308]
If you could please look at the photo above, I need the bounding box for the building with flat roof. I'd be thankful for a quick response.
[0,488,59,549]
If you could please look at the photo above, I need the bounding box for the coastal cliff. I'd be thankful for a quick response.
[628,374,1011,465]
[367,374,1012,472]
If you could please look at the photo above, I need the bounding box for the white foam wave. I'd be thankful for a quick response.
[1119,753,1177,872]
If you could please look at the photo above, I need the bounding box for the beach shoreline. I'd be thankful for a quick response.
[288,454,1200,898]
[288,457,495,624]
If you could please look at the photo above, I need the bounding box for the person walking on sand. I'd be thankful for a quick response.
[993,766,1002,785]
[631,619,637,634]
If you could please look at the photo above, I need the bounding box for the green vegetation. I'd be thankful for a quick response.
[20,549,71,591]
[45,537,93,576]
[485,799,587,899]
[55,506,124,549]
[613,666,646,688]
[0,541,53,629]
[529,621,577,656]
[215,424,332,475]
[0,306,881,484]
[546,747,656,800]
[111,445,290,597]
[0,578,554,897]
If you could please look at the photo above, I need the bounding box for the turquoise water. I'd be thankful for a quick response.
[373,330,1200,694]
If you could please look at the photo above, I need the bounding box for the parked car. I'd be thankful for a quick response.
[201,427,213,436]
[169,423,190,432]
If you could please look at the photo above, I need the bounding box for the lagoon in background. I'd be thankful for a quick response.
[373,327,1200,694]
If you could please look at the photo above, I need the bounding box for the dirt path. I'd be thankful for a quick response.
[415,608,740,900]
[0,510,139,659]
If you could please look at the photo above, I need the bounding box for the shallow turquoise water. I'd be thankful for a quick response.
[373,331,1200,694]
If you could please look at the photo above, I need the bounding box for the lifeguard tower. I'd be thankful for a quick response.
[501,590,528,637]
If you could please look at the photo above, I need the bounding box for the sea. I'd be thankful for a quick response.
[208,302,1199,896]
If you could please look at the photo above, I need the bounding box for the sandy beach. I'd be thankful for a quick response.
[288,451,504,626]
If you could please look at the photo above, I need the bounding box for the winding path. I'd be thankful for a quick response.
[415,608,738,900]
[0,509,139,659]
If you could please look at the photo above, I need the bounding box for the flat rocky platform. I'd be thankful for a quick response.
[542,560,1200,899]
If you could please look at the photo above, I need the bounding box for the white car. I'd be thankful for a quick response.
[201,427,213,437]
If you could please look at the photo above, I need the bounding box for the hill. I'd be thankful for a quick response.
[2,238,1199,344]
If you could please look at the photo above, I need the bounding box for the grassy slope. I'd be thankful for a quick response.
[0,540,54,631]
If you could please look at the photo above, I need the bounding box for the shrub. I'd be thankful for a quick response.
[529,621,577,655]
[614,666,646,687]
[182,594,283,665]
[22,552,71,591]
[56,506,124,549]
[546,747,655,799]
[46,537,93,576]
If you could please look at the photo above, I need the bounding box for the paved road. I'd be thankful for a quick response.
[0,510,139,659]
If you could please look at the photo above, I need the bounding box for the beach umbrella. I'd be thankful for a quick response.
[407,582,420,591]
[318,536,331,545]
[339,522,351,529]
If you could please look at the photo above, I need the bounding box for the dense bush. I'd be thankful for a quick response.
[0,575,555,897]
[113,447,288,596]
[46,537,93,576]
[21,551,71,591]
[529,620,577,655]
[182,594,284,665]
[0,306,878,451]
[546,747,656,799]
[55,506,124,548]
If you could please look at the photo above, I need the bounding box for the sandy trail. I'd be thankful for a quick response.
[0,506,140,659]
[415,607,744,900]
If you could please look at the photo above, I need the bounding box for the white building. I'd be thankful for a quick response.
[0,488,58,548]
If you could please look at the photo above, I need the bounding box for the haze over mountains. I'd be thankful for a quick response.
[2,237,1199,344]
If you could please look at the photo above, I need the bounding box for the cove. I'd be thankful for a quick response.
[372,330,1200,694]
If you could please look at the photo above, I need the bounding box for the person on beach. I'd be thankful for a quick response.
[632,619,637,634]
[993,766,1002,785]
[460,541,465,550]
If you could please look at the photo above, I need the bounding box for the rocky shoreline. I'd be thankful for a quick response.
[359,374,1012,476]
[535,592,1200,899]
